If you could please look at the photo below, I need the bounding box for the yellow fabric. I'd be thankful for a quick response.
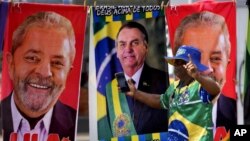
[168,111,207,141]
[110,79,122,117]
[97,92,107,119]
[93,22,122,47]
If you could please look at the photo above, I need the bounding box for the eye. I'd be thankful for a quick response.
[118,42,126,49]
[131,40,140,46]
[51,60,64,69]
[24,55,40,63]
[210,56,222,64]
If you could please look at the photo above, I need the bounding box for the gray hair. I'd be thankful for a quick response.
[12,11,76,62]
[174,11,230,58]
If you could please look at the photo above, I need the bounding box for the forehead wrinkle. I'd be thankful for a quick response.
[52,55,65,60]
[211,50,222,55]
[23,48,66,60]
[24,49,41,54]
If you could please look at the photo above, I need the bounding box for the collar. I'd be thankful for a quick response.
[11,93,53,132]
[124,64,144,89]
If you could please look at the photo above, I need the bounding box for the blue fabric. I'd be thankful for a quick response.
[165,45,209,72]
[199,87,212,103]
[0,1,9,52]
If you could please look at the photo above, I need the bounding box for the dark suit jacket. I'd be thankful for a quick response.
[125,64,169,134]
[1,94,76,141]
[216,94,237,131]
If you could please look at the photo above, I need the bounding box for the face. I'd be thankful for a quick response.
[116,28,148,75]
[8,26,74,118]
[182,25,229,86]
[174,65,188,79]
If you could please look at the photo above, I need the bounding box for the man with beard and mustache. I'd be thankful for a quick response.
[1,11,76,141]
[172,11,236,133]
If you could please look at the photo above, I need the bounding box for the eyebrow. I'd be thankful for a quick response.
[52,55,65,60]
[211,50,222,55]
[24,49,41,54]
[118,38,140,43]
[25,49,65,59]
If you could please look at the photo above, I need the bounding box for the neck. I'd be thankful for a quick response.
[17,107,45,129]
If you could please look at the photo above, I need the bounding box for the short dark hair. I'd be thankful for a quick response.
[116,21,148,44]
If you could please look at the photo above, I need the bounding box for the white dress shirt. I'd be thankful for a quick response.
[11,93,53,141]
[124,64,144,89]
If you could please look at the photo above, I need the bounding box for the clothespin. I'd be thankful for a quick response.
[83,0,86,7]
[232,0,236,6]
[166,0,170,8]
[11,0,20,7]
[11,0,21,13]
[161,1,164,10]
[11,0,15,6]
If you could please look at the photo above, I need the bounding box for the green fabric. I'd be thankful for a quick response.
[161,80,213,141]
[105,79,137,137]
[98,115,113,140]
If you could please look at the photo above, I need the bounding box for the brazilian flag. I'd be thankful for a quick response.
[90,6,166,141]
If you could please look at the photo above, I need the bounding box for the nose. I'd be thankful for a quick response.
[125,43,133,51]
[35,61,52,77]
[201,59,214,75]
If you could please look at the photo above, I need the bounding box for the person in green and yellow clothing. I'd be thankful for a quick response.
[126,45,221,140]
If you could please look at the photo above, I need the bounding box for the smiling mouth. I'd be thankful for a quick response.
[124,56,135,59]
[29,83,50,89]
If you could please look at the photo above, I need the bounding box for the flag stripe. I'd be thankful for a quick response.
[160,132,168,141]
[106,82,116,126]
[131,135,139,141]
[93,6,164,22]
[111,80,122,116]
[152,133,160,140]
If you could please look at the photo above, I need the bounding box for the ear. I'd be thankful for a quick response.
[6,52,14,80]
[227,59,231,65]
[144,42,149,54]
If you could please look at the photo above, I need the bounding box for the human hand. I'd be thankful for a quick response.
[183,54,199,78]
[126,79,137,97]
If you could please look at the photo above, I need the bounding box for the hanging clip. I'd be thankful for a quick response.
[231,0,236,6]
[161,1,164,10]
[11,0,21,13]
[166,0,170,8]
[83,0,86,7]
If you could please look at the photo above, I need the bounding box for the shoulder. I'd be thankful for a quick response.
[1,94,12,108]
[53,101,76,119]
[49,101,76,140]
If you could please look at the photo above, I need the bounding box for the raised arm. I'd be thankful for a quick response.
[184,54,221,96]
[126,79,162,109]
